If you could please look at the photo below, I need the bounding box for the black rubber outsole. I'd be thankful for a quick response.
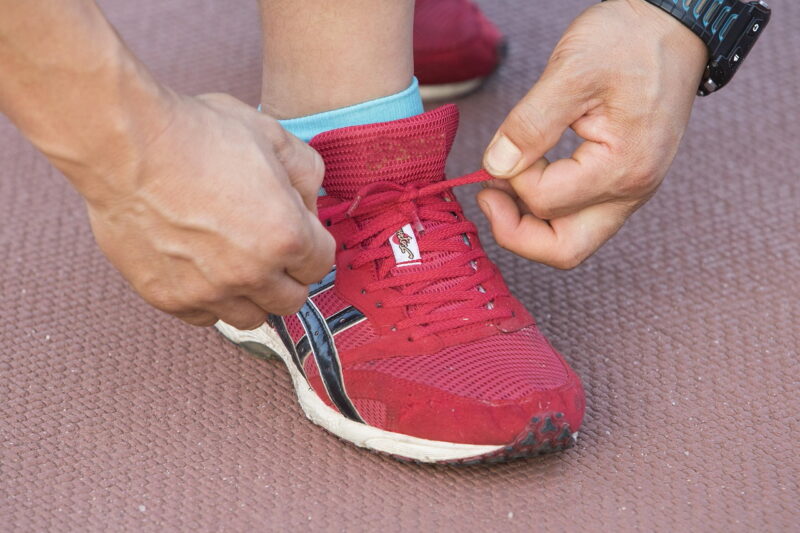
[434,412,576,466]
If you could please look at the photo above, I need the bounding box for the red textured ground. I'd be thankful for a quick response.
[1,1,798,530]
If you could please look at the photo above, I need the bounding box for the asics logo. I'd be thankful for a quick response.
[390,228,415,260]
[389,223,422,267]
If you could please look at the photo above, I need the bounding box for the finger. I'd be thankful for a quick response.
[484,158,548,216]
[174,310,219,328]
[483,156,550,195]
[483,68,591,179]
[482,178,514,194]
[508,142,619,220]
[284,209,336,285]
[271,124,326,214]
[248,273,310,316]
[477,187,626,269]
[209,297,268,330]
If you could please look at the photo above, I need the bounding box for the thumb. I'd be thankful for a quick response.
[484,71,587,179]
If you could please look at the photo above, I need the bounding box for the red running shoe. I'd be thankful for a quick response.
[414,0,506,101]
[216,106,584,464]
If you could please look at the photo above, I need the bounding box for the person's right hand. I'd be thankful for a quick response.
[85,92,334,329]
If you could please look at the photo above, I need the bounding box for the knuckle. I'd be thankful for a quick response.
[507,103,549,148]
[266,120,293,153]
[220,263,263,290]
[618,169,656,197]
[271,225,308,258]
[235,269,265,290]
[284,141,325,189]
[553,247,586,270]
[183,278,225,306]
[548,47,571,69]
[273,291,308,316]
[549,36,583,68]
[146,291,185,314]
[528,198,554,220]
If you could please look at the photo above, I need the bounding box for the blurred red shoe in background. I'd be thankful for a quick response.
[414,0,507,101]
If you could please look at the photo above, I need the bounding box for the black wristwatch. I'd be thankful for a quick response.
[639,0,771,95]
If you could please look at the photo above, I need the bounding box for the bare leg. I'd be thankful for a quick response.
[258,0,415,119]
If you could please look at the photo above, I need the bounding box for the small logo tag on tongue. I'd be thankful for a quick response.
[389,224,422,267]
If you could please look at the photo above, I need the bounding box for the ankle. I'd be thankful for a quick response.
[261,72,414,120]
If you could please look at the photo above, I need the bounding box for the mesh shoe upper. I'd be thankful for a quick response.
[354,328,569,401]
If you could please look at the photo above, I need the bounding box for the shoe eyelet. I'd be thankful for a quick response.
[407,336,414,342]
[347,264,353,270]
[341,244,347,250]
[375,302,383,308]
[360,289,366,295]
[325,219,332,227]
[390,325,397,332]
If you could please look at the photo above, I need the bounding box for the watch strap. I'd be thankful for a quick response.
[642,0,755,56]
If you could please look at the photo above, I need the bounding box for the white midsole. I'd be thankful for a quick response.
[215,320,502,462]
[419,78,485,102]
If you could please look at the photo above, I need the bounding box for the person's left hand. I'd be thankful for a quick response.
[478,0,708,269]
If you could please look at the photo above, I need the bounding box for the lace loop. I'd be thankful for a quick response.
[319,169,512,336]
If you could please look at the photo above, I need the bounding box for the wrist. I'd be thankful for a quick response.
[36,51,177,205]
[63,54,179,206]
[609,0,709,74]
[0,3,177,206]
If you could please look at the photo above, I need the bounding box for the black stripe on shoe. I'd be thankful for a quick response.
[309,267,336,297]
[267,314,306,378]
[295,305,366,360]
[297,299,364,423]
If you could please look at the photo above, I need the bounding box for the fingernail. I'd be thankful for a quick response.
[486,135,522,175]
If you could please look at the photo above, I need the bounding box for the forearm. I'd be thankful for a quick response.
[0,0,174,202]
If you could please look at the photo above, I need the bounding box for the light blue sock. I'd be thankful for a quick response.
[263,78,423,196]
[271,77,423,143]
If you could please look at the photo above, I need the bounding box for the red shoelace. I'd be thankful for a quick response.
[318,170,514,338]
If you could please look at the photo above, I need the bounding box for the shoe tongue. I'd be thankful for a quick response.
[309,105,460,199]
[312,104,472,306]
